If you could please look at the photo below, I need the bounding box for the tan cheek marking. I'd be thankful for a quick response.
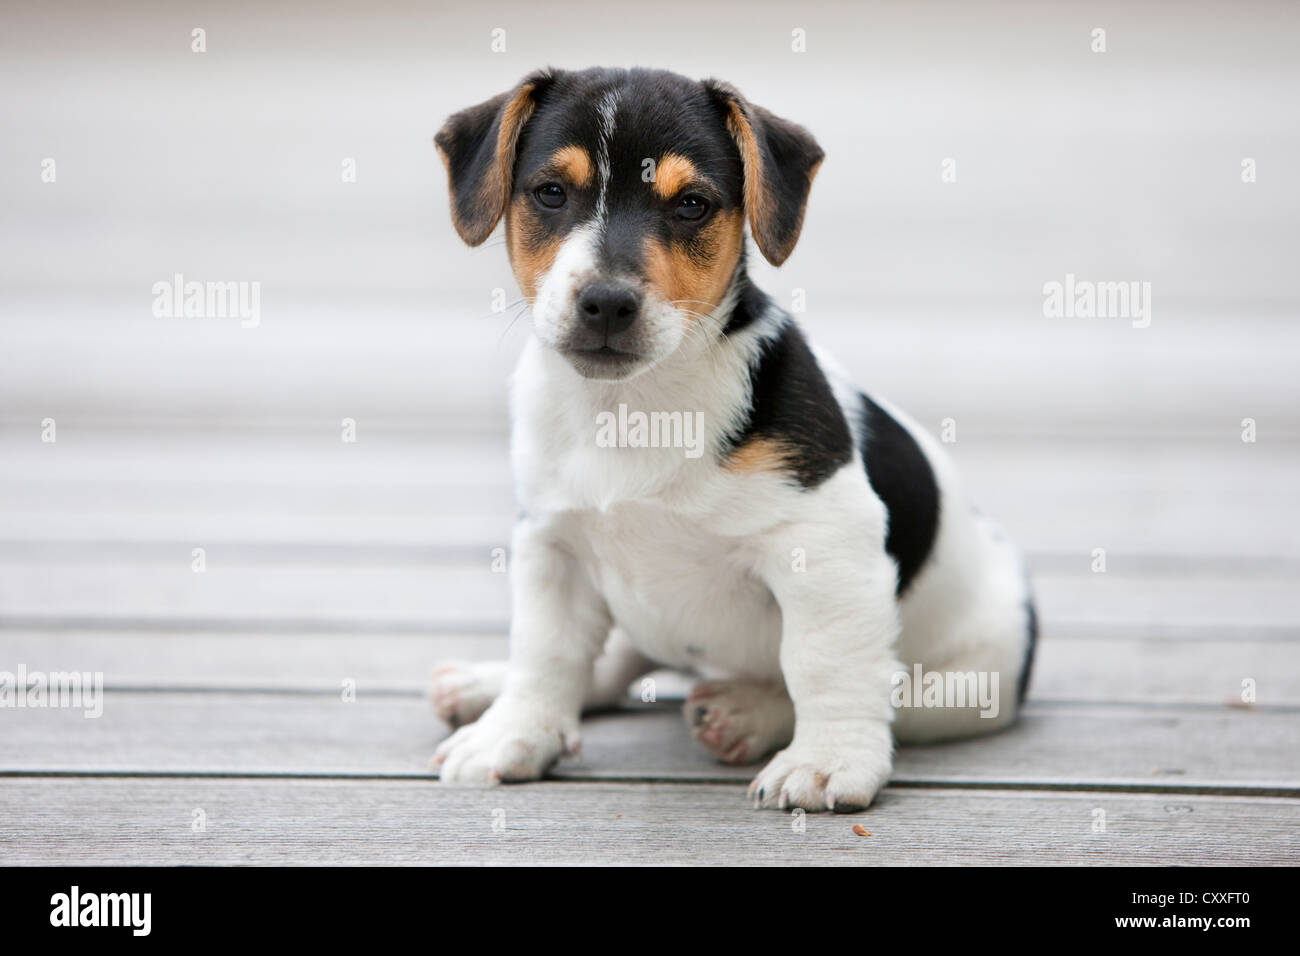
[505,197,562,299]
[696,209,745,308]
[652,153,700,199]
[642,240,675,311]
[551,144,593,188]
[725,437,793,475]
[641,209,744,317]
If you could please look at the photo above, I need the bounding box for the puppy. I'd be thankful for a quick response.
[429,67,1036,812]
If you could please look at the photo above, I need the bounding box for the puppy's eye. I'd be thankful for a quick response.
[533,183,567,209]
[675,194,709,221]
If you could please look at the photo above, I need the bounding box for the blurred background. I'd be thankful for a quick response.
[4,0,1298,434]
[1,0,1298,662]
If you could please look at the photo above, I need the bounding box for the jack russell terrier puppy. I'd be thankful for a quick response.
[429,67,1036,812]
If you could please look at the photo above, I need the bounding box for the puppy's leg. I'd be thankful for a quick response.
[684,679,794,765]
[585,627,656,710]
[747,488,902,812]
[430,627,653,728]
[432,518,610,784]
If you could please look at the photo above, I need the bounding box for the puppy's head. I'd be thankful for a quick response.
[435,67,823,381]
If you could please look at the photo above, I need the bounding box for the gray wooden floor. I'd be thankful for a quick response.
[1,426,1297,866]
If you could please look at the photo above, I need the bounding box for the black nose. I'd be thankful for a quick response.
[578,282,640,336]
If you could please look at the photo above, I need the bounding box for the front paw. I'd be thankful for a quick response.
[430,702,580,785]
[747,725,893,813]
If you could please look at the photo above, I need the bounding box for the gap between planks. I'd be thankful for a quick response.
[3,769,1298,800]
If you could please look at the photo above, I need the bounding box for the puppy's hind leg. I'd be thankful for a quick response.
[684,679,795,765]
[585,627,656,711]
[430,627,653,728]
[429,660,508,729]
[892,588,1036,743]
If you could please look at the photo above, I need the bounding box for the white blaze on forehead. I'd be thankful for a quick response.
[593,89,619,225]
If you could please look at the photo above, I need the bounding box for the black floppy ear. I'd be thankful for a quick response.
[434,70,554,246]
[704,80,824,266]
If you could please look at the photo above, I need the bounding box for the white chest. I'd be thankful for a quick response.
[571,503,784,678]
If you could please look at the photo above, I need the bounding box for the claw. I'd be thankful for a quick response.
[561,730,582,757]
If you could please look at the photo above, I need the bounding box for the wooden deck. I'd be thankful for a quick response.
[1,427,1297,865]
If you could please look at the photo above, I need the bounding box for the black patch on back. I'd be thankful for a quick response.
[859,395,940,595]
[722,319,852,488]
[1017,595,1038,705]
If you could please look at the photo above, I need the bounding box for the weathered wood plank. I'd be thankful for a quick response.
[1034,569,1300,632]
[1,693,1295,789]
[954,437,1300,561]
[0,562,510,630]
[0,778,1293,865]
[2,432,1296,560]
[2,559,1296,635]
[1029,636,1295,704]
[2,631,1295,706]
[6,298,1299,436]
[0,632,508,692]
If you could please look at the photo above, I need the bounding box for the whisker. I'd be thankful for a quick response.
[471,296,536,321]
[497,303,532,347]
[678,314,727,372]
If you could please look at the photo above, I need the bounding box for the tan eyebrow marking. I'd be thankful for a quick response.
[651,152,701,199]
[549,144,593,188]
